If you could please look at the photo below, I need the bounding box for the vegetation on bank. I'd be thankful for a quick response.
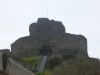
[21,55,100,75]
[22,56,40,72]
[51,55,100,75]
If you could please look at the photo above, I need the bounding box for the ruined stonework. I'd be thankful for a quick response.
[29,18,65,36]
[0,52,35,75]
[0,49,10,55]
[11,18,88,57]
[6,58,35,75]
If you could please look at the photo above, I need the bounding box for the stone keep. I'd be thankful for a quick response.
[11,18,88,57]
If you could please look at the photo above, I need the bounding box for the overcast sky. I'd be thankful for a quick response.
[0,0,100,59]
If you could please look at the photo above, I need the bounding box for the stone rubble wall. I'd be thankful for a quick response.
[11,18,88,57]
[0,52,35,75]
[52,33,87,55]
[29,18,65,36]
[6,58,35,75]
[11,36,41,57]
[0,49,10,55]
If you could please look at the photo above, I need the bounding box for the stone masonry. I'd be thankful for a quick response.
[0,52,35,75]
[11,18,88,58]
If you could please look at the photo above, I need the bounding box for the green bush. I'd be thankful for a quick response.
[36,69,51,75]
[51,62,78,75]
[48,56,62,69]
[36,72,45,75]
[62,54,75,60]
[43,69,51,75]
[51,55,100,75]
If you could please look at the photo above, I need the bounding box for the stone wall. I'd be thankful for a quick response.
[0,49,10,55]
[6,58,35,75]
[29,18,65,37]
[0,70,10,75]
[52,33,87,55]
[0,52,35,75]
[11,36,41,57]
[11,18,88,57]
[11,34,88,57]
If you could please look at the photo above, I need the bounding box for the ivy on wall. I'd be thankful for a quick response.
[2,53,8,71]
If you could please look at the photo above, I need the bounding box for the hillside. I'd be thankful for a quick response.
[21,54,100,75]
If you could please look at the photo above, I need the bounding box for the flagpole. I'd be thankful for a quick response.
[47,7,48,18]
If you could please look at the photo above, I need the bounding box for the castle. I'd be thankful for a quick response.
[11,18,88,57]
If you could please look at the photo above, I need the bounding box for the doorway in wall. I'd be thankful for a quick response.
[39,45,52,55]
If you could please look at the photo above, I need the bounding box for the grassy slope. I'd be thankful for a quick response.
[21,55,100,75]
[22,56,40,71]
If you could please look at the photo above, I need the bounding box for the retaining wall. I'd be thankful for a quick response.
[6,58,35,75]
[0,52,35,75]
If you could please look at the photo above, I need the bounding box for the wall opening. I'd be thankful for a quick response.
[39,45,52,55]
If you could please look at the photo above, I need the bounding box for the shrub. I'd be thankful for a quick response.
[51,61,78,75]
[48,56,62,69]
[36,72,45,75]
[51,55,100,75]
[62,54,75,60]
[36,69,51,75]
